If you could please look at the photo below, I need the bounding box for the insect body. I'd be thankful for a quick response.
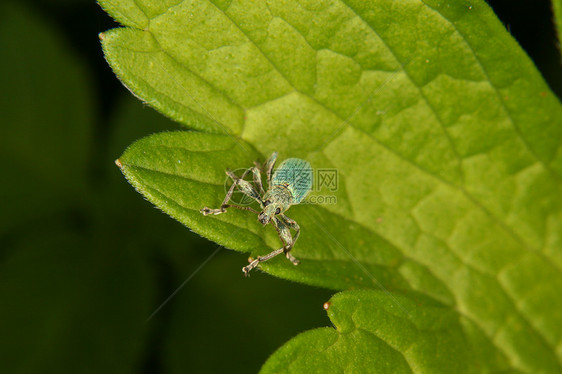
[200,152,312,276]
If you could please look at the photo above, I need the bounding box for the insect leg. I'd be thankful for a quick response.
[242,216,299,276]
[242,247,285,276]
[201,168,262,215]
[251,165,265,196]
[265,152,278,187]
[278,214,301,265]
[227,169,263,203]
[221,205,260,214]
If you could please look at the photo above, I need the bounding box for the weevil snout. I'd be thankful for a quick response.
[258,203,282,225]
[258,212,271,225]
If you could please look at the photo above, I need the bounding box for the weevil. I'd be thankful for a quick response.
[200,152,312,276]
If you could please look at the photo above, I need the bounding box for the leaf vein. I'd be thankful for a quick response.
[420,0,562,182]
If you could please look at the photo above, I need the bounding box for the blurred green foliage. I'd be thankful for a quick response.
[554,0,562,48]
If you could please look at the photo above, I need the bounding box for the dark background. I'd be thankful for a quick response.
[1,0,560,373]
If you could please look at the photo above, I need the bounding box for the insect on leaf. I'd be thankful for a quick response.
[102,0,562,372]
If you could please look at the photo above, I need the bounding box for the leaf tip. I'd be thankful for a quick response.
[115,158,123,168]
[98,32,105,41]
[323,301,331,311]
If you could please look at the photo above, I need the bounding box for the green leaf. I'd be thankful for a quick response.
[102,0,562,372]
[261,289,506,373]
